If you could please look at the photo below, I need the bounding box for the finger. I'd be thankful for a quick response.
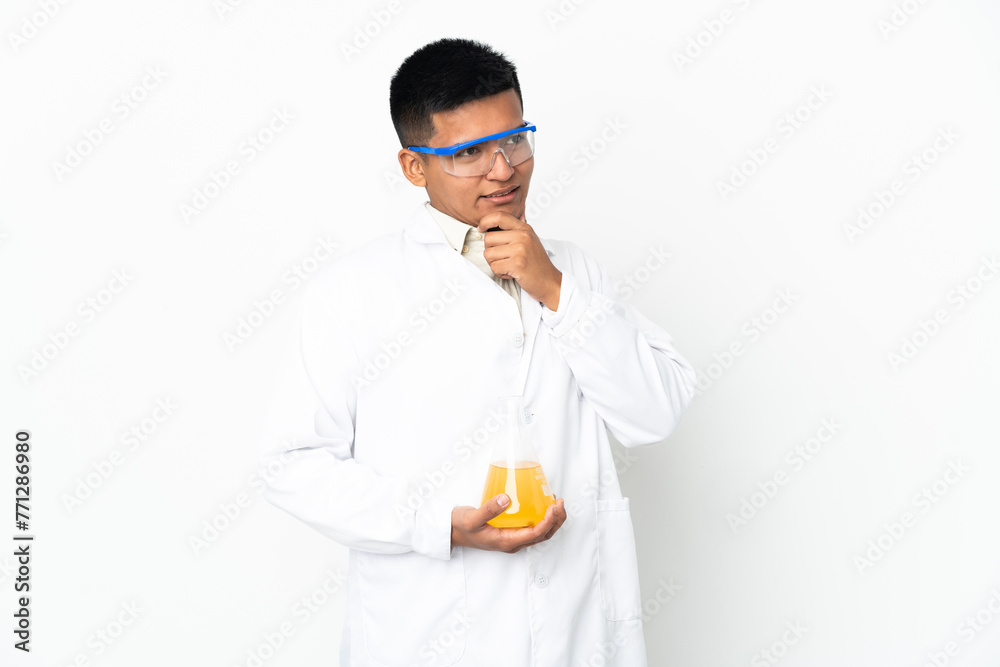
[485,497,567,551]
[542,501,564,528]
[485,507,550,549]
[543,506,566,540]
[540,500,563,532]
[537,500,566,541]
[477,211,520,233]
[553,498,566,525]
[476,212,503,233]
[533,507,557,536]
[510,504,559,548]
[476,494,511,526]
[485,258,512,280]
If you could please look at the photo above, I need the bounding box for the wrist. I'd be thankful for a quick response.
[542,271,562,311]
[450,508,460,549]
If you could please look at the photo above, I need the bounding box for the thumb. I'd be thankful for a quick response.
[477,494,511,524]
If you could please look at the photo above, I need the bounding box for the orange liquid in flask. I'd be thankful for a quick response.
[481,460,555,528]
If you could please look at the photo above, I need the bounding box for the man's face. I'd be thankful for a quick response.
[399,88,533,227]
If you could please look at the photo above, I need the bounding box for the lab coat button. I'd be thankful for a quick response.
[523,409,533,424]
[534,572,549,588]
[462,245,469,254]
[512,333,524,347]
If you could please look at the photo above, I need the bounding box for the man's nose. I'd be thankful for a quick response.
[485,148,514,179]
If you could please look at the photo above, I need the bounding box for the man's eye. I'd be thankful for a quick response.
[456,146,480,158]
[501,133,525,147]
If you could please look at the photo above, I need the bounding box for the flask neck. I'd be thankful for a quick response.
[499,395,522,425]
[491,395,539,466]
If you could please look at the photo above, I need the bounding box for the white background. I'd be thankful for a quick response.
[2,0,999,665]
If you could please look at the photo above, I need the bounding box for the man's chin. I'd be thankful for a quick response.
[477,198,523,219]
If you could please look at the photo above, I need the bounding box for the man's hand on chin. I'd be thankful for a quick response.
[477,211,562,311]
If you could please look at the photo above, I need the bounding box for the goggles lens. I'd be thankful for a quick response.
[436,127,535,177]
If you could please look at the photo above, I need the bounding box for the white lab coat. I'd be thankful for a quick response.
[260,203,696,666]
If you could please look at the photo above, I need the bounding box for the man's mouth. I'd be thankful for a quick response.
[481,185,519,201]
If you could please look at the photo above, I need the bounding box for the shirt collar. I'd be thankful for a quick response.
[423,201,474,253]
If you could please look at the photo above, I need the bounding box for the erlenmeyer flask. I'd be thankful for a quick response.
[480,395,555,528]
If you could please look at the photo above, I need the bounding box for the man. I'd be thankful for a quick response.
[260,38,696,666]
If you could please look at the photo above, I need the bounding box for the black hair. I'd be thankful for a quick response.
[389,38,523,150]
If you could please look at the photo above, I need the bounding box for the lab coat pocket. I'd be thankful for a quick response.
[357,549,467,666]
[595,498,642,622]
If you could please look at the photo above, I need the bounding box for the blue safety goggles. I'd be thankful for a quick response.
[408,122,536,176]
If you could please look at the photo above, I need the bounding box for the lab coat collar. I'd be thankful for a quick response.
[403,203,454,246]
[422,202,472,254]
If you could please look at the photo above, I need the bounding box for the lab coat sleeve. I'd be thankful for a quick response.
[259,273,454,561]
[539,243,697,446]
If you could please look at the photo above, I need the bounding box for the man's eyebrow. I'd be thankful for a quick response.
[453,124,523,146]
[451,133,488,146]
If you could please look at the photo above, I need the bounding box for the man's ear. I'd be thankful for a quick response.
[398,149,427,187]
